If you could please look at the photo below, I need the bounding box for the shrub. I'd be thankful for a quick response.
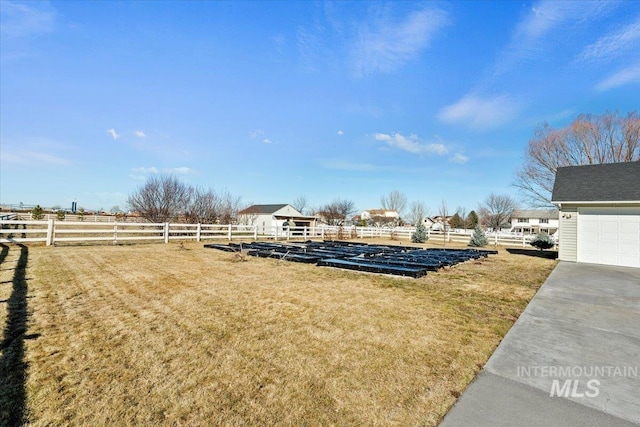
[530,232,555,250]
[56,210,66,221]
[411,223,428,243]
[31,205,44,220]
[469,225,488,247]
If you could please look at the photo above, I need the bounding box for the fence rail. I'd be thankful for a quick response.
[0,219,550,248]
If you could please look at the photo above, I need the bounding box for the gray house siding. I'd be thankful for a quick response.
[558,207,578,262]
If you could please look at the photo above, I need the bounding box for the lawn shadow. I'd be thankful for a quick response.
[506,247,558,259]
[0,244,29,427]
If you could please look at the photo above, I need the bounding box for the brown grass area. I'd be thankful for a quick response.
[0,241,557,426]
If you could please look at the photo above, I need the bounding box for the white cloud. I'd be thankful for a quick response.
[495,1,613,74]
[374,133,448,155]
[351,7,449,76]
[450,153,469,164]
[249,129,264,138]
[596,63,640,91]
[134,130,146,138]
[0,137,71,166]
[0,1,55,38]
[262,138,272,144]
[129,166,193,178]
[107,128,120,140]
[1,149,70,166]
[169,167,193,174]
[437,94,518,130]
[337,130,344,135]
[131,167,159,174]
[578,16,640,63]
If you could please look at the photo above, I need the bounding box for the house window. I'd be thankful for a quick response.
[517,218,528,223]
[539,218,549,223]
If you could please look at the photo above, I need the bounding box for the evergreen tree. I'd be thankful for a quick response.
[530,232,555,250]
[449,213,464,229]
[31,205,44,220]
[411,222,428,243]
[469,225,488,247]
[466,210,479,229]
[78,207,86,221]
[56,210,66,221]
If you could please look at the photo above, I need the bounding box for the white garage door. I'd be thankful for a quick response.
[578,207,640,268]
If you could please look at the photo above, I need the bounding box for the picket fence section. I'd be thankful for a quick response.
[0,218,546,248]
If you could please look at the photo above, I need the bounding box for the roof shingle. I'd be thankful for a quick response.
[551,162,640,202]
[238,204,289,215]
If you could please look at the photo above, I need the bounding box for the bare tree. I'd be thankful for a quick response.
[318,199,357,226]
[127,175,191,223]
[478,193,518,231]
[185,188,220,224]
[381,190,408,217]
[128,176,241,224]
[456,206,468,229]
[515,111,640,206]
[407,201,428,226]
[218,190,242,224]
[437,200,449,245]
[292,195,308,215]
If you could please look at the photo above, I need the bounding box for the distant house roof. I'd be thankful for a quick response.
[362,209,399,217]
[551,162,640,203]
[238,204,289,215]
[512,209,558,219]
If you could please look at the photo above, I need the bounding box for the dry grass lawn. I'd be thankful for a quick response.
[0,240,557,426]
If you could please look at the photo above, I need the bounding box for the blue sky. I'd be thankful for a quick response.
[1,1,639,214]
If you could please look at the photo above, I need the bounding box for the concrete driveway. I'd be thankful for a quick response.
[440,262,640,426]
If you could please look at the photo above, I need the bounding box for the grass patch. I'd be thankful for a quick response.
[1,241,556,426]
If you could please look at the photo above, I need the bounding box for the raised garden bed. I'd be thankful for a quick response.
[205,241,497,277]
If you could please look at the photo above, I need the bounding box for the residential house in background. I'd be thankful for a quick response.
[552,162,640,268]
[510,210,559,235]
[423,215,452,231]
[237,204,317,234]
[360,209,400,226]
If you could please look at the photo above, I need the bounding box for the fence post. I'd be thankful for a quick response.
[164,223,169,243]
[228,224,232,241]
[113,223,118,245]
[522,234,525,248]
[196,223,202,242]
[447,228,450,242]
[254,225,258,240]
[494,232,498,246]
[46,218,55,246]
[304,226,307,240]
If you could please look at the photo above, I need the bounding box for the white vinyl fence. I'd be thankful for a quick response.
[0,219,549,248]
